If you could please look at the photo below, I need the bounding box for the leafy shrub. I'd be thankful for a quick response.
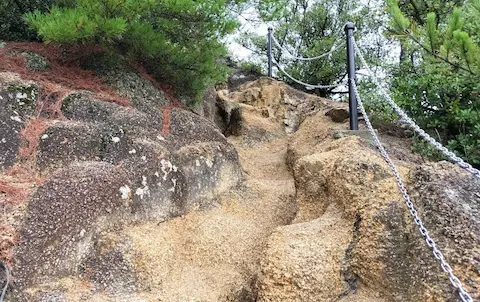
[238,61,264,75]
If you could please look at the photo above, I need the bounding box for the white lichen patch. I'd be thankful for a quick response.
[112,137,121,143]
[135,188,146,199]
[16,92,28,99]
[136,176,150,200]
[1,138,6,143]
[129,149,137,154]
[155,172,160,178]
[141,156,147,161]
[41,134,49,140]
[119,185,131,200]
[168,178,177,192]
[160,159,175,181]
[196,160,201,167]
[205,158,214,168]
[157,135,166,141]
[10,116,22,123]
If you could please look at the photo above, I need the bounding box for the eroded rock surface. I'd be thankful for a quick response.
[257,204,352,301]
[261,109,479,301]
[1,47,478,302]
[0,47,243,301]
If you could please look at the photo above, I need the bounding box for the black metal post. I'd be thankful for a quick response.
[267,27,273,77]
[345,22,358,130]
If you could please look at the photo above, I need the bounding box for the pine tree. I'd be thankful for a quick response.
[386,0,480,166]
[24,0,245,99]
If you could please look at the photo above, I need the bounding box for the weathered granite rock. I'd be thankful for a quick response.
[224,77,328,135]
[191,87,229,131]
[61,93,164,139]
[14,162,132,288]
[279,134,479,301]
[402,162,480,301]
[22,52,50,72]
[257,204,353,302]
[0,50,244,300]
[0,73,40,171]
[80,53,170,112]
[36,121,133,172]
[79,232,137,296]
[325,107,349,123]
[227,67,263,91]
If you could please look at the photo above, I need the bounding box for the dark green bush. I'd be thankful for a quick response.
[0,0,54,41]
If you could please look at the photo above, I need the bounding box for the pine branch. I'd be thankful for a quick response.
[407,32,477,76]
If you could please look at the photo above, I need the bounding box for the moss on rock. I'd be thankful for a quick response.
[7,83,39,114]
[22,51,51,72]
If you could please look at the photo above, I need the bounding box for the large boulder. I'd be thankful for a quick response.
[257,204,353,302]
[0,73,40,171]
[263,130,479,301]
[223,78,329,135]
[13,162,132,289]
[404,162,480,300]
[0,48,244,300]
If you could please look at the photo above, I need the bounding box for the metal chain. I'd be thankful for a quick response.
[351,80,474,302]
[273,59,341,90]
[271,34,342,61]
[0,262,9,302]
[352,38,480,179]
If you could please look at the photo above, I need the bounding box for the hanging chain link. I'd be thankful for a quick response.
[271,34,342,61]
[351,80,474,302]
[273,59,341,90]
[352,38,480,179]
[0,261,9,302]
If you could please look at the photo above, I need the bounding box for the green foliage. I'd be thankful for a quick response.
[387,0,480,166]
[0,0,54,41]
[359,80,398,124]
[396,0,463,26]
[238,61,263,74]
[239,0,369,97]
[24,0,244,99]
[387,0,410,32]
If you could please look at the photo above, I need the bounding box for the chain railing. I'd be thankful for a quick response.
[271,35,342,61]
[352,38,480,179]
[267,27,344,94]
[352,80,474,302]
[266,22,477,302]
[272,59,341,90]
[0,261,9,302]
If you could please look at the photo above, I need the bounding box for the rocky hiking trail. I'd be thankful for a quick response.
[124,134,297,301]
[0,45,478,301]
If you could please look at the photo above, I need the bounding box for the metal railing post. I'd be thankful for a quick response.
[267,27,273,77]
[345,22,358,130]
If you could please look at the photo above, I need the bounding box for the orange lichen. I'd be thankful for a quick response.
[0,42,130,107]
[0,225,17,267]
[128,61,184,135]
[19,118,52,158]
[0,181,28,205]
